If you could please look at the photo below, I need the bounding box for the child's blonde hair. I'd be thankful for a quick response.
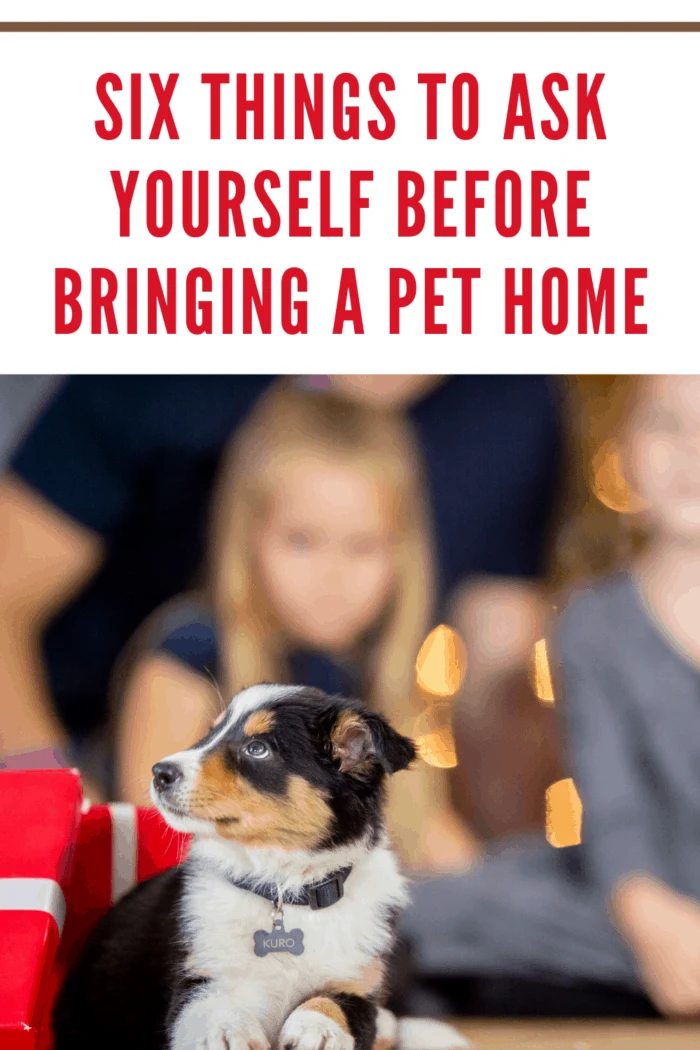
[207,379,435,734]
[206,381,453,862]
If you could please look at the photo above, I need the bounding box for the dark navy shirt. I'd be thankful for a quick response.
[11,375,562,734]
[155,600,359,699]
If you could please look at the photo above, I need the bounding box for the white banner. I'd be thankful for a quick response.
[0,13,697,369]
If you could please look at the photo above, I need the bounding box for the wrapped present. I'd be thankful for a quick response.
[0,769,83,1050]
[58,803,191,973]
[0,772,191,1050]
[41,802,191,1050]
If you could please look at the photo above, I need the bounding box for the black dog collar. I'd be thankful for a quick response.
[228,865,352,910]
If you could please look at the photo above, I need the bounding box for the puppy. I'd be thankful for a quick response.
[53,685,469,1050]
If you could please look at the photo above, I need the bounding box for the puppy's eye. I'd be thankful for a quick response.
[244,740,270,758]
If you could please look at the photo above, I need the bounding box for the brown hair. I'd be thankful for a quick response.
[550,375,649,588]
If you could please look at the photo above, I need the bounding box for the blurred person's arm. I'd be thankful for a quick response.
[449,576,564,839]
[115,650,220,805]
[0,473,103,755]
[612,875,700,1017]
[2,377,158,800]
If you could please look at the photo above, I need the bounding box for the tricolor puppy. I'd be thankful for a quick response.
[53,684,469,1050]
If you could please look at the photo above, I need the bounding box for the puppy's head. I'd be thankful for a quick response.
[150,684,415,851]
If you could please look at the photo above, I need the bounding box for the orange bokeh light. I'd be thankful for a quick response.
[545,778,582,848]
[415,624,466,697]
[412,625,465,767]
[412,706,458,769]
[590,440,649,515]
[531,638,555,705]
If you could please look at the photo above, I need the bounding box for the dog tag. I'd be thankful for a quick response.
[254,917,304,957]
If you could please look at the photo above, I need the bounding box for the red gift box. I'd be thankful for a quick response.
[41,802,191,1050]
[0,769,83,1050]
[0,772,191,1050]
[44,797,189,1045]
[59,802,191,973]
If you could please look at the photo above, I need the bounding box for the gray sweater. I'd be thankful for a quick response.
[403,572,700,986]
[556,571,700,902]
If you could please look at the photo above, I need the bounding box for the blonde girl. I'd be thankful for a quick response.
[114,381,475,872]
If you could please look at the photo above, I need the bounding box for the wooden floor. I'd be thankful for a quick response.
[452,1019,700,1048]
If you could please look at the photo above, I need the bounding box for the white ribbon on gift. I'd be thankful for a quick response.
[82,800,138,904]
[108,803,138,905]
[0,878,66,935]
[0,803,138,940]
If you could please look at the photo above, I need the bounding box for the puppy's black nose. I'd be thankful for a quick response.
[152,761,183,791]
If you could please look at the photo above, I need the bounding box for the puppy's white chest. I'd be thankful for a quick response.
[184,862,402,1029]
[190,882,384,980]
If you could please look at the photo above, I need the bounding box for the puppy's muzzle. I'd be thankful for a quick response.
[152,760,184,794]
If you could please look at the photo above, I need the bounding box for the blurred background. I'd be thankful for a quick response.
[0,374,624,853]
[4,372,692,1020]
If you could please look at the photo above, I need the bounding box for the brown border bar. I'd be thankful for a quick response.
[0,21,699,32]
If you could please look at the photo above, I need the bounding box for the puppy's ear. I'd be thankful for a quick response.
[331,709,416,776]
[364,711,417,774]
[331,711,375,775]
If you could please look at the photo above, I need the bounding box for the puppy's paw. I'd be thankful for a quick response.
[279,1003,354,1050]
[373,1007,398,1050]
[171,1000,270,1050]
[197,1021,269,1050]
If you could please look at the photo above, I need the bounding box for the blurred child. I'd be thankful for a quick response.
[113,382,476,873]
[401,375,700,1017]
